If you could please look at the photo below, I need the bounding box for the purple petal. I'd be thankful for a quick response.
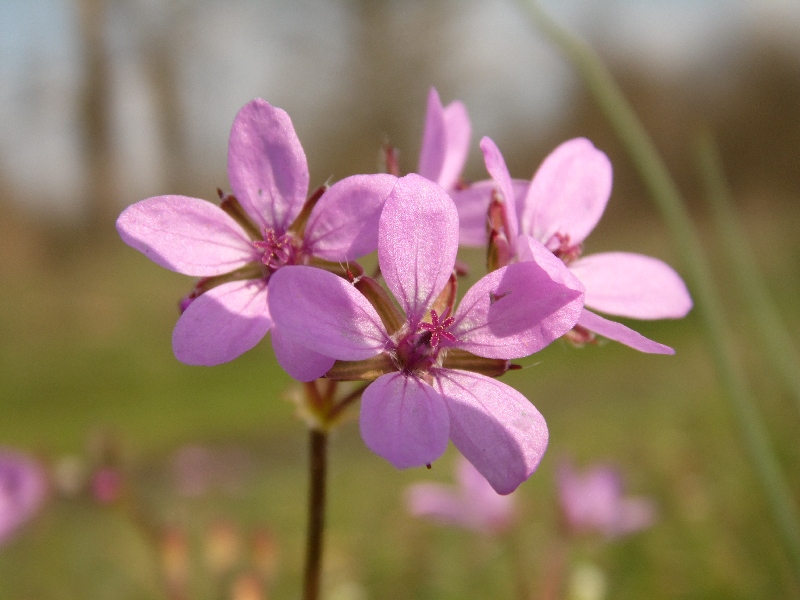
[417,89,471,191]
[521,138,612,247]
[435,370,548,495]
[452,237,584,358]
[303,174,397,261]
[117,196,256,276]
[379,174,459,325]
[454,455,517,532]
[227,99,309,232]
[451,179,530,247]
[417,88,447,183]
[172,279,271,365]
[270,325,336,382]
[577,309,675,354]
[267,266,389,360]
[360,373,449,469]
[569,252,692,319]
[0,450,47,546]
[480,137,519,246]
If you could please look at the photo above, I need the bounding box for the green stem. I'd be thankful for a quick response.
[694,130,800,414]
[303,429,328,600]
[521,0,800,577]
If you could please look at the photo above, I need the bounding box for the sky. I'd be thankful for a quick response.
[1,0,798,218]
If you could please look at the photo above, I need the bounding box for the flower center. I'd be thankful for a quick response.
[252,229,299,275]
[547,232,582,264]
[394,309,456,375]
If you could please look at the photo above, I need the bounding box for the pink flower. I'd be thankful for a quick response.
[0,450,47,546]
[457,137,692,354]
[117,99,396,379]
[557,459,656,539]
[406,454,516,534]
[417,88,471,192]
[268,173,584,494]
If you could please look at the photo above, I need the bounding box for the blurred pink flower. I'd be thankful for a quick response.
[557,459,656,539]
[117,98,395,379]
[268,174,584,494]
[0,450,47,546]
[417,87,471,193]
[455,137,692,354]
[406,454,516,534]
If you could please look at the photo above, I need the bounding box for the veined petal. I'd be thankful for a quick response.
[451,179,530,247]
[480,137,519,246]
[417,88,470,190]
[172,279,271,365]
[303,174,397,261]
[452,238,584,359]
[267,266,389,360]
[360,373,449,469]
[577,309,675,355]
[569,252,692,319]
[227,99,309,232]
[117,196,256,276]
[436,370,548,495]
[270,325,336,382]
[379,174,459,325]
[522,138,612,246]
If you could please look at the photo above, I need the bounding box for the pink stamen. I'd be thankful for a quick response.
[252,229,296,272]
[417,309,456,348]
[549,232,582,264]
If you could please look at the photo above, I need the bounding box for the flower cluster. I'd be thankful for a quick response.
[117,89,691,494]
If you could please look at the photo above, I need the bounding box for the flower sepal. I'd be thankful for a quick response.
[440,349,511,378]
[324,354,396,381]
[354,276,405,335]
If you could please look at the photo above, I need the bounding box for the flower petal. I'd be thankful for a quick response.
[379,174,459,325]
[436,370,548,495]
[569,252,692,319]
[227,99,309,232]
[521,138,612,247]
[270,325,336,382]
[117,196,255,276]
[267,266,389,360]
[417,89,471,192]
[480,137,519,246]
[452,237,584,358]
[172,279,271,365]
[450,179,530,247]
[360,373,449,469]
[577,309,675,355]
[303,174,397,261]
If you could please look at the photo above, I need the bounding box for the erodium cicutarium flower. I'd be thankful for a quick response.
[267,174,585,494]
[454,137,692,353]
[117,99,396,379]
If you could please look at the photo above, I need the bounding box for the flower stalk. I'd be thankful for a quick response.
[303,427,328,600]
[521,0,800,576]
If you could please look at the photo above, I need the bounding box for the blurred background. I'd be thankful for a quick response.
[1,0,799,598]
